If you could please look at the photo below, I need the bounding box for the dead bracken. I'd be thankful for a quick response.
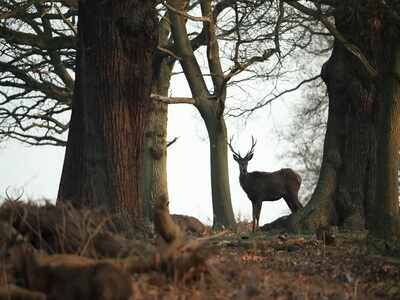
[0,199,399,300]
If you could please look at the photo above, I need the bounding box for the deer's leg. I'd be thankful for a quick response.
[284,193,302,212]
[251,201,256,232]
[293,194,303,210]
[290,192,303,211]
[284,194,295,212]
[254,201,262,230]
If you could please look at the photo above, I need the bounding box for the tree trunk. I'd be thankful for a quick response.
[57,0,157,228]
[143,59,174,222]
[273,38,377,232]
[166,0,236,228]
[369,33,400,242]
[143,13,176,223]
[266,1,399,235]
[203,110,236,228]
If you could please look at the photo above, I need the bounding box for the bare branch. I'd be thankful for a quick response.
[162,0,210,23]
[167,137,178,147]
[228,74,321,117]
[157,46,180,60]
[201,0,224,96]
[55,4,77,35]
[284,0,378,78]
[224,49,277,84]
[0,26,76,50]
[166,0,210,98]
[151,93,195,105]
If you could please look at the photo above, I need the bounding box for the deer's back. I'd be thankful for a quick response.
[240,168,301,202]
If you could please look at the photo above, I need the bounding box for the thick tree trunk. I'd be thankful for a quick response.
[266,1,400,234]
[57,0,157,227]
[271,38,377,232]
[204,112,236,228]
[167,0,236,228]
[143,59,174,222]
[369,37,400,241]
[143,13,176,223]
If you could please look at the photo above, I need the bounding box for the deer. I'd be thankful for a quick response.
[228,137,303,232]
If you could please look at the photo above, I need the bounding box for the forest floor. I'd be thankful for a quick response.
[134,228,400,300]
[0,200,399,300]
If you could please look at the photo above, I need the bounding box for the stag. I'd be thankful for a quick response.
[228,137,303,231]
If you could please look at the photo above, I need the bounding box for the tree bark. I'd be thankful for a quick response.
[143,54,174,222]
[202,107,236,228]
[266,1,400,237]
[57,0,157,228]
[369,29,400,242]
[167,0,236,228]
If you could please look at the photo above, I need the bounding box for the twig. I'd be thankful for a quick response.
[55,5,77,35]
[157,46,180,60]
[284,0,378,78]
[167,137,179,147]
[79,217,110,256]
[228,74,321,117]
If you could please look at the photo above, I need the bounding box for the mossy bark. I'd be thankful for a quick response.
[143,15,175,223]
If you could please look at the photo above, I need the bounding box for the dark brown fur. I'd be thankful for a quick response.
[240,168,302,231]
[229,137,302,231]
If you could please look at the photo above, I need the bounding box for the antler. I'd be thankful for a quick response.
[244,136,257,160]
[228,136,257,160]
[5,187,24,201]
[227,136,241,159]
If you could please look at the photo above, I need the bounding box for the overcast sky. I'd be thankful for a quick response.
[0,55,315,226]
[0,92,298,226]
[0,4,330,227]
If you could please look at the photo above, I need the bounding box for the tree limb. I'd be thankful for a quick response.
[0,26,76,50]
[228,74,321,117]
[284,0,378,78]
[166,0,210,99]
[151,93,195,104]
[162,0,210,23]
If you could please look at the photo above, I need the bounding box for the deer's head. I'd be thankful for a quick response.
[228,136,257,175]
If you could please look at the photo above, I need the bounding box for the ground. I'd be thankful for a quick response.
[0,201,399,300]
[132,230,400,300]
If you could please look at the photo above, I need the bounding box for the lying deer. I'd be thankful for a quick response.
[228,137,303,231]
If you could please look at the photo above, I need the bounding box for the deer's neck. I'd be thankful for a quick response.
[239,169,248,181]
[239,171,251,191]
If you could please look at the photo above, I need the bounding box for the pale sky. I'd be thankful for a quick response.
[0,59,314,226]
[0,92,295,226]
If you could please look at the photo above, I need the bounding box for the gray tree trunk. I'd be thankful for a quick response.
[143,16,175,223]
[203,109,236,228]
[167,0,236,228]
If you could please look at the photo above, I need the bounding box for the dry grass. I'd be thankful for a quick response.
[0,200,399,299]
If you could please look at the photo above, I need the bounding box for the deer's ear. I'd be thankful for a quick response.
[248,153,253,160]
[233,154,239,161]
